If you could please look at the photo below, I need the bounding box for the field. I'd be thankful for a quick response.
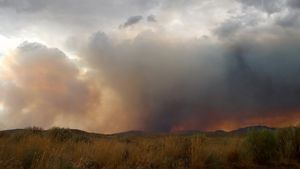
[0,127,300,169]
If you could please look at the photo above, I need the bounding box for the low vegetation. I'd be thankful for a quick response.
[0,127,299,169]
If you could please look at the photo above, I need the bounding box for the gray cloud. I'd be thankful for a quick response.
[0,0,46,12]
[217,0,300,38]
[147,15,157,22]
[274,0,300,28]
[215,19,243,38]
[276,10,300,27]
[214,13,260,38]
[287,0,300,9]
[238,0,283,14]
[121,15,143,28]
[0,0,159,14]
[0,0,159,36]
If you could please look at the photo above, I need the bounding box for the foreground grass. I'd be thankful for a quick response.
[0,127,299,169]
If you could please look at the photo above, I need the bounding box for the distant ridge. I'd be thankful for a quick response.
[169,125,275,137]
[109,130,149,137]
[229,125,275,135]
[0,125,277,138]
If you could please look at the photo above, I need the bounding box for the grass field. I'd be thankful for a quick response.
[0,127,299,169]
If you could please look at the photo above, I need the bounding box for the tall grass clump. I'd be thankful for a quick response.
[21,147,43,169]
[25,126,44,133]
[245,129,278,164]
[295,127,300,161]
[204,153,223,169]
[276,127,297,161]
[48,127,91,143]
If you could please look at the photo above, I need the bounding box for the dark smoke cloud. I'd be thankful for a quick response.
[80,30,300,132]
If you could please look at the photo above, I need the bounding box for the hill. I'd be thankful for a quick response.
[0,125,276,139]
[0,126,299,169]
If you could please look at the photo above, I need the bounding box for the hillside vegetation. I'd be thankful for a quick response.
[0,127,299,169]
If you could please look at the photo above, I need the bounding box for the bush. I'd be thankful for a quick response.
[246,130,278,164]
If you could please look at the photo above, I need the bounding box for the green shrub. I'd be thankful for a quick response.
[246,130,278,164]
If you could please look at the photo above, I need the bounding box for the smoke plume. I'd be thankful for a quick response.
[1,29,300,133]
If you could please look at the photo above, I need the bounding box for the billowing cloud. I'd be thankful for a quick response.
[0,42,101,130]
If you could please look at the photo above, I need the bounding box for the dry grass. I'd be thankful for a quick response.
[0,127,300,169]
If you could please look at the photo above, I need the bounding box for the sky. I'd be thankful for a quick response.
[0,0,300,133]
